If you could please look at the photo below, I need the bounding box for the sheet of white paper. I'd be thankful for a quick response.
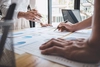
[16,43,98,67]
[14,48,25,54]
[13,27,70,48]
[14,28,99,67]
[63,29,92,39]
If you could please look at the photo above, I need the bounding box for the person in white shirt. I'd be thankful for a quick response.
[0,0,51,30]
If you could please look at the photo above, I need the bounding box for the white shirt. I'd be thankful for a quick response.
[0,0,10,17]
[0,0,36,19]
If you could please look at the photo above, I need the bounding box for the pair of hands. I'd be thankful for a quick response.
[23,9,42,21]
[39,22,100,63]
[19,9,52,27]
[40,38,100,63]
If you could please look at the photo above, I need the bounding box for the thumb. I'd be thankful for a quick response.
[41,46,64,55]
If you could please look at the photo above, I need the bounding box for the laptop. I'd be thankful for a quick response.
[0,3,16,67]
[62,9,82,23]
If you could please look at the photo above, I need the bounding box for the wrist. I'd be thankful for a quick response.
[18,12,26,18]
[72,24,78,32]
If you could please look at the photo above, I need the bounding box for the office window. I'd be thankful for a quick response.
[36,0,48,25]
[80,0,94,20]
[52,0,74,23]
[36,0,74,24]
[36,0,94,25]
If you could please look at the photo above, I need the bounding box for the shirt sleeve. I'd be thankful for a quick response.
[30,0,36,9]
[0,0,11,17]
[0,0,19,20]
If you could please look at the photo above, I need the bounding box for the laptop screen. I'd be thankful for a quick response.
[62,9,82,23]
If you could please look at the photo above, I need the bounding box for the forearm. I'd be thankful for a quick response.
[0,0,11,17]
[17,12,25,18]
[88,0,100,48]
[74,17,92,31]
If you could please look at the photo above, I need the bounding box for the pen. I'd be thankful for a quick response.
[54,20,68,31]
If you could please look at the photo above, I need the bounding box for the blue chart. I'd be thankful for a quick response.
[15,41,26,46]
[13,33,23,35]
[23,36,32,38]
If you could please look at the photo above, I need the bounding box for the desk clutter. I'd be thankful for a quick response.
[10,27,100,67]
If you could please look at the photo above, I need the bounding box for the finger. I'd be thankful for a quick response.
[29,11,42,17]
[30,16,37,20]
[63,24,71,31]
[42,38,55,45]
[77,38,85,42]
[56,38,67,42]
[32,9,37,11]
[60,26,66,32]
[41,46,64,56]
[37,13,42,17]
[57,26,64,32]
[57,23,68,32]
[40,38,64,50]
[57,38,73,46]
[57,38,70,42]
[39,38,55,49]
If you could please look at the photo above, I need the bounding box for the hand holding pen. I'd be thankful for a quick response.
[54,20,68,31]
[27,5,42,21]
[34,19,52,27]
[54,20,75,32]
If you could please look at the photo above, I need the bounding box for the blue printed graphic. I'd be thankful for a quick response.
[13,33,23,35]
[15,41,26,46]
[23,36,32,38]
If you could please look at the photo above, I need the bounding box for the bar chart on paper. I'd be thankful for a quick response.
[13,27,99,67]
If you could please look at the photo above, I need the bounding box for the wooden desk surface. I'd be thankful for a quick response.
[13,27,74,67]
[15,53,68,67]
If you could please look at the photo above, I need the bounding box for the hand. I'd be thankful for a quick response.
[25,10,42,21]
[18,10,42,21]
[31,9,42,18]
[40,23,52,27]
[40,38,100,63]
[24,11,38,21]
[57,22,75,32]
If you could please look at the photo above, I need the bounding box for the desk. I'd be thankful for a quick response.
[14,27,70,67]
[15,53,67,67]
[14,27,92,67]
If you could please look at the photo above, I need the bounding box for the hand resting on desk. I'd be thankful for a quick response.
[39,38,100,63]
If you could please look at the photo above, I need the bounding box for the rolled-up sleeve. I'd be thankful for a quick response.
[0,0,11,17]
[0,0,19,20]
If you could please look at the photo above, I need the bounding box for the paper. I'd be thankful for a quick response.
[13,27,70,48]
[16,42,98,67]
[14,28,99,67]
[63,29,92,39]
[14,48,25,54]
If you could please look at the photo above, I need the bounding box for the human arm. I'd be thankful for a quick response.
[0,0,11,17]
[40,38,100,63]
[40,0,100,63]
[57,16,92,32]
[88,0,100,49]
[17,10,41,21]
